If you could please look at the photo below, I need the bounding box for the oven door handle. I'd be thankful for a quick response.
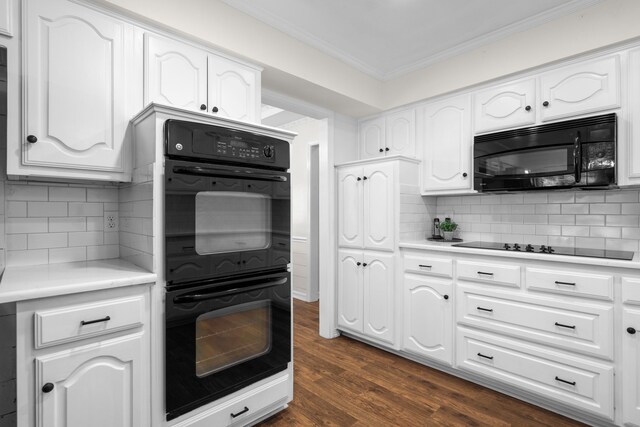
[574,131,582,183]
[172,276,288,304]
[172,165,288,182]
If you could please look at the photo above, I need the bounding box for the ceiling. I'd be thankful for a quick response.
[223,0,601,81]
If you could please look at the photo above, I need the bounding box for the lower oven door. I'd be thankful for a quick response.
[165,271,291,421]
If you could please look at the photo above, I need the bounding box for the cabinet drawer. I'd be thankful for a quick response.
[35,295,145,348]
[526,267,613,301]
[457,328,614,420]
[404,254,453,278]
[457,285,614,359]
[622,277,640,305]
[457,260,520,288]
[173,373,290,427]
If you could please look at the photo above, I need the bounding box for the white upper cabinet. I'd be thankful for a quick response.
[359,109,415,159]
[0,0,12,36]
[474,78,536,134]
[621,47,640,187]
[539,55,620,122]
[144,33,261,122]
[420,94,472,194]
[19,0,135,181]
[145,33,208,113]
[473,55,621,135]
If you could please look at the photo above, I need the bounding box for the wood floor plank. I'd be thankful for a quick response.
[259,300,586,426]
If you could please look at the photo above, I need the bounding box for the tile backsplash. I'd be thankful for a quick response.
[435,189,640,252]
[4,182,119,267]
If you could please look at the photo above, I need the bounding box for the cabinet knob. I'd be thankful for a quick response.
[362,262,368,267]
[356,262,361,266]
[444,295,449,300]
[42,383,54,393]
[363,176,368,180]
[525,105,531,111]
[357,177,362,181]
[385,147,389,151]
[379,148,384,153]
[543,101,550,107]
[462,172,468,178]
[200,104,207,111]
[26,135,38,143]
[211,106,219,113]
[628,327,637,335]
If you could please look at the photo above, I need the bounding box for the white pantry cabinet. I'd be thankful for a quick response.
[18,0,136,181]
[473,55,620,134]
[337,248,395,346]
[145,33,260,122]
[337,161,394,252]
[419,94,473,194]
[17,285,151,427]
[359,108,415,160]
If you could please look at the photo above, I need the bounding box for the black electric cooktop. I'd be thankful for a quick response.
[451,241,635,261]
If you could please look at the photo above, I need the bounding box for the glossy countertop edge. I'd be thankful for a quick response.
[399,240,640,269]
[0,259,157,304]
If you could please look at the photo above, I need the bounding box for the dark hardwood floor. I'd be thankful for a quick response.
[259,299,586,426]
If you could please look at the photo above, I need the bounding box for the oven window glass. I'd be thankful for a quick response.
[195,191,271,254]
[478,147,571,177]
[195,301,272,378]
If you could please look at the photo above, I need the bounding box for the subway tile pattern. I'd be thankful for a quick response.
[119,168,153,272]
[4,182,119,267]
[399,184,435,241]
[435,189,640,252]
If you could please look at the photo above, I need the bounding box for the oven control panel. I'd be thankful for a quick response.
[214,139,275,161]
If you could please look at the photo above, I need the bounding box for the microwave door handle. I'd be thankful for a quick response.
[172,277,288,304]
[172,165,287,182]
[574,131,582,183]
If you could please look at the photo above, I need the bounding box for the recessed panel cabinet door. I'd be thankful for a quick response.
[337,249,363,333]
[24,0,131,173]
[403,276,452,365]
[363,252,394,345]
[362,163,394,252]
[145,33,208,112]
[337,166,363,248]
[208,55,258,122]
[36,334,145,427]
[385,109,415,157]
[359,117,385,159]
[539,55,620,122]
[421,94,472,192]
[474,78,536,134]
[623,306,640,426]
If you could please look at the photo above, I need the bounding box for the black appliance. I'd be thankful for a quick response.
[452,241,634,261]
[474,113,616,192]
[163,120,292,421]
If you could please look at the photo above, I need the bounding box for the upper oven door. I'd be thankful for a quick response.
[165,158,291,285]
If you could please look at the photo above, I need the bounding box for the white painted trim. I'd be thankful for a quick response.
[292,290,313,302]
[223,0,601,81]
[291,236,308,243]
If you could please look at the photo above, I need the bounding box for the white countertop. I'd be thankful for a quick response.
[400,240,640,270]
[0,259,157,304]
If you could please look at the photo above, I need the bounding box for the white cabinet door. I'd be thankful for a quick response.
[0,0,12,36]
[36,334,145,427]
[337,165,363,249]
[421,95,472,193]
[363,163,394,252]
[363,252,395,345]
[23,0,132,177]
[359,117,385,160]
[539,55,620,122]
[623,306,640,426]
[208,55,258,122]
[337,249,364,333]
[474,78,536,133]
[624,47,640,186]
[385,109,415,157]
[403,276,452,365]
[145,33,208,113]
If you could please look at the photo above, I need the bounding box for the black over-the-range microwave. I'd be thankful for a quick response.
[473,113,616,192]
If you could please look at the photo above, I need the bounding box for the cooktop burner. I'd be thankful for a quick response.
[451,241,635,261]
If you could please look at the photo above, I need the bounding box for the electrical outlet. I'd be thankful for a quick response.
[104,212,119,231]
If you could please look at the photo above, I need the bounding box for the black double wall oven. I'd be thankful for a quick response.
[163,120,291,421]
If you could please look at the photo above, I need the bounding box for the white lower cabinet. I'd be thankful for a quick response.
[402,275,452,365]
[457,327,614,420]
[337,248,395,347]
[623,278,640,426]
[16,285,151,427]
